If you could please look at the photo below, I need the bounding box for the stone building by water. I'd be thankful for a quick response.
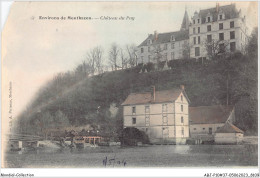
[121,85,190,144]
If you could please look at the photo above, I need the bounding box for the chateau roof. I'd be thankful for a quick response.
[121,88,189,105]
[215,122,244,133]
[198,4,240,24]
[189,105,234,124]
[138,30,189,47]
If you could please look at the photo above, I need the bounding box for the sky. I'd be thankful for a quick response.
[1,1,258,125]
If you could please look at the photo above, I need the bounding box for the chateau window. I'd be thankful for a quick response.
[193,28,195,34]
[164,44,168,50]
[163,115,168,125]
[207,35,212,43]
[194,128,197,130]
[219,33,224,41]
[148,46,150,52]
[132,106,136,114]
[181,116,184,123]
[230,21,234,28]
[193,37,196,45]
[181,127,184,135]
[171,52,175,60]
[162,104,167,112]
[145,116,150,126]
[230,42,236,52]
[197,19,200,23]
[230,31,235,39]
[193,20,195,24]
[203,128,205,130]
[147,39,152,45]
[181,105,183,112]
[219,23,223,30]
[132,118,136,124]
[195,47,200,56]
[171,35,175,41]
[219,14,222,20]
[198,27,200,33]
[145,106,150,113]
[198,36,201,44]
[171,43,175,49]
[207,16,211,22]
[207,25,211,32]
[181,95,183,101]
[141,48,144,53]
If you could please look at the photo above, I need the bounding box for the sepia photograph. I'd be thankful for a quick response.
[1,1,259,177]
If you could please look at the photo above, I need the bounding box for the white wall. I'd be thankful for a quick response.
[137,39,189,64]
[190,123,225,136]
[215,133,244,144]
[189,17,248,59]
[123,92,190,139]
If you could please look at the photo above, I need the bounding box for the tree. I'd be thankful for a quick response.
[75,61,92,79]
[119,48,128,69]
[109,43,120,71]
[149,45,165,64]
[126,44,138,67]
[53,110,70,128]
[86,46,104,75]
[204,39,229,60]
[246,27,258,59]
[182,42,191,59]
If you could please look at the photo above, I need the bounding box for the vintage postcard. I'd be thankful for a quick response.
[1,1,259,177]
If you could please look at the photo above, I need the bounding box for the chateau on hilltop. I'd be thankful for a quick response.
[137,4,249,64]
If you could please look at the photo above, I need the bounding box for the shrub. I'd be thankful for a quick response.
[120,127,150,146]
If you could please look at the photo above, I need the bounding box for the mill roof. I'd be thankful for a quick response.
[189,105,234,124]
[215,122,244,133]
[198,4,240,24]
[121,88,189,106]
[138,30,189,47]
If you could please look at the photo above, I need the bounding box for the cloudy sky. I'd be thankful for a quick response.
[2,1,258,122]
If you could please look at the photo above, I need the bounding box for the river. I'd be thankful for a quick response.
[4,144,258,168]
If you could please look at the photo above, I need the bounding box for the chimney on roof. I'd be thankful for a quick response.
[151,86,155,102]
[180,85,185,90]
[154,31,158,41]
[216,3,219,13]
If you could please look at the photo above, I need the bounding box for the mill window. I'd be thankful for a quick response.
[132,118,136,124]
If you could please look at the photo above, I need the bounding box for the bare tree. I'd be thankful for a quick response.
[119,48,128,69]
[109,43,120,70]
[149,45,165,63]
[75,61,91,78]
[204,39,229,60]
[86,46,104,75]
[182,42,191,59]
[126,44,138,67]
[94,46,104,74]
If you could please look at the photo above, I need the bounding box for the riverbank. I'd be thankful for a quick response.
[4,144,258,168]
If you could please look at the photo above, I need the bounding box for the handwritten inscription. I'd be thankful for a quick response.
[103,154,127,167]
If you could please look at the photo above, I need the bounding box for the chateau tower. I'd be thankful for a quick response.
[180,8,190,31]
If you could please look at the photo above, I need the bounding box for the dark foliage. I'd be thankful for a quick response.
[120,127,150,145]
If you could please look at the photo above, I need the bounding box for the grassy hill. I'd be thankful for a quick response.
[16,30,258,137]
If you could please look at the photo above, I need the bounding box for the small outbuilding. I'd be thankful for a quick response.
[214,122,244,144]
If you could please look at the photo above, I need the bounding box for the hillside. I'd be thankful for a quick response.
[16,30,258,137]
